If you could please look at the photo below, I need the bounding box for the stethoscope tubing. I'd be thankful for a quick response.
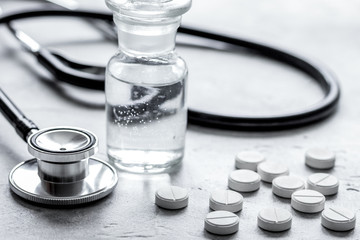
[0,9,340,131]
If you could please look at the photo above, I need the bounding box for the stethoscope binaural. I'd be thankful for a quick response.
[0,8,341,131]
[0,89,118,205]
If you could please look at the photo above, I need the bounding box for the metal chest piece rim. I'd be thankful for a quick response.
[27,127,98,163]
[9,126,118,206]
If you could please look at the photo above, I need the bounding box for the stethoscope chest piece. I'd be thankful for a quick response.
[8,127,118,205]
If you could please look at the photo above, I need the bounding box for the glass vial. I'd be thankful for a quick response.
[105,0,191,173]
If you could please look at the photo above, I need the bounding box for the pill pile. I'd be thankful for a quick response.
[154,148,357,235]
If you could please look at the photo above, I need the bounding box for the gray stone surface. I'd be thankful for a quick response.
[0,0,359,239]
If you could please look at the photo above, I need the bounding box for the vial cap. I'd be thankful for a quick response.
[106,0,192,18]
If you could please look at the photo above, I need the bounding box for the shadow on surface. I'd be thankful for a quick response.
[186,113,337,139]
[272,194,291,204]
[256,227,292,238]
[320,226,355,238]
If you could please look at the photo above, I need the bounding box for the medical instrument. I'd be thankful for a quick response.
[257,207,292,232]
[235,151,265,171]
[105,0,190,173]
[257,162,289,183]
[155,185,189,210]
[307,173,339,196]
[291,189,325,213]
[0,88,118,205]
[0,8,340,131]
[305,148,336,169]
[209,190,243,213]
[228,169,261,192]
[204,211,240,235]
[272,176,305,198]
[321,207,356,232]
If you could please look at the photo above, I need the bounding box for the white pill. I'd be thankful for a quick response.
[272,176,305,198]
[155,186,189,210]
[305,148,335,169]
[257,207,292,232]
[307,173,339,196]
[228,169,261,192]
[257,162,289,183]
[235,151,265,171]
[210,190,243,213]
[291,189,325,213]
[204,210,240,235]
[321,206,356,231]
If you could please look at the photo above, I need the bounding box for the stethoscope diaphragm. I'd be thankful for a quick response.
[9,157,117,205]
[8,127,118,205]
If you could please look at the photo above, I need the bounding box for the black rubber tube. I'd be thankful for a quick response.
[0,88,39,141]
[0,9,341,131]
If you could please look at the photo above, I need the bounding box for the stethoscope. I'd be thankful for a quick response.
[0,88,118,205]
[0,7,340,206]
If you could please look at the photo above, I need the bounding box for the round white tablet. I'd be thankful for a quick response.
[235,151,265,171]
[204,211,239,235]
[258,207,292,232]
[228,169,261,192]
[321,206,356,231]
[272,176,305,198]
[291,189,325,213]
[155,186,189,210]
[307,173,339,196]
[257,162,289,183]
[305,148,335,169]
[210,190,243,213]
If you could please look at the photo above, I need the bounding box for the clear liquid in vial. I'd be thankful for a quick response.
[106,74,187,173]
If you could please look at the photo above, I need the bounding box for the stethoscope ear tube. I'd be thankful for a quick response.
[0,88,118,205]
[0,9,341,131]
[179,26,340,130]
[0,88,39,141]
[36,48,105,90]
[188,102,338,130]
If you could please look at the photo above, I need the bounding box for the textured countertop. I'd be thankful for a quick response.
[0,0,359,239]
